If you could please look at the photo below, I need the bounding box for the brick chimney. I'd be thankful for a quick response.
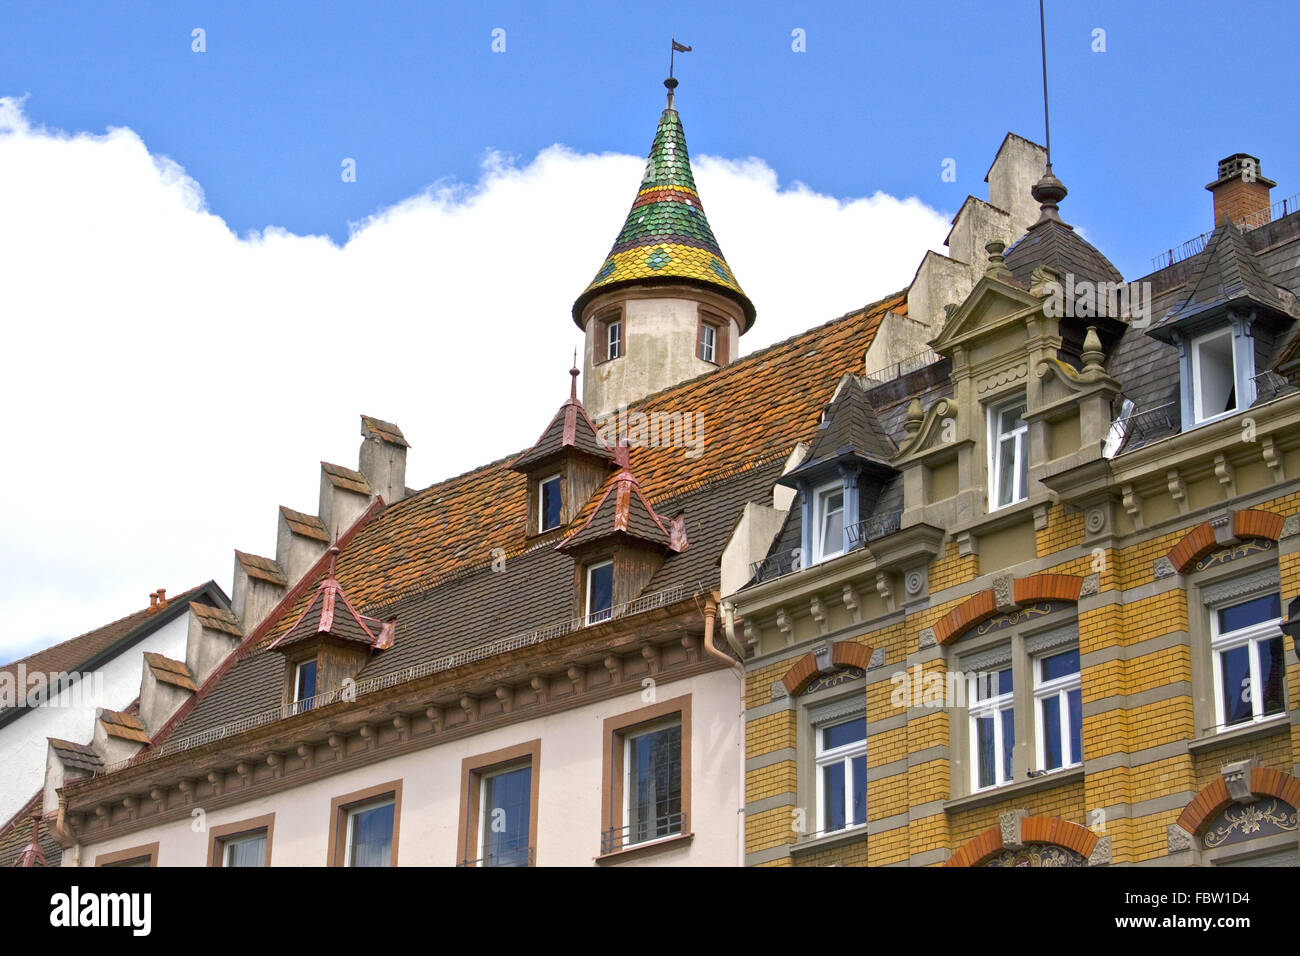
[1207,154,1275,226]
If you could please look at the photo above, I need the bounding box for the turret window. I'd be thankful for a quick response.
[989,397,1028,509]
[538,474,562,532]
[697,313,729,365]
[597,313,622,363]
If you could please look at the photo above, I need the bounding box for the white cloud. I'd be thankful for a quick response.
[0,96,950,658]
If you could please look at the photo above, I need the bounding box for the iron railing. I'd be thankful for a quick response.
[457,846,535,868]
[1150,194,1299,270]
[600,811,687,855]
[862,343,942,385]
[95,583,701,776]
[845,510,902,548]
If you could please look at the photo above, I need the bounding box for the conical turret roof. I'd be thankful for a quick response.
[572,86,755,331]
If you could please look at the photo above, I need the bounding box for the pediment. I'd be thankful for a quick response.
[930,274,1042,354]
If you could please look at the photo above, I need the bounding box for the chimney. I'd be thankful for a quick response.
[358,415,409,505]
[1207,154,1275,226]
[147,591,159,613]
[156,588,167,608]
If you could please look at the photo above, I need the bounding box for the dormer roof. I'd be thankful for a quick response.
[269,548,394,653]
[556,465,681,554]
[1002,169,1123,289]
[510,367,616,473]
[779,374,897,486]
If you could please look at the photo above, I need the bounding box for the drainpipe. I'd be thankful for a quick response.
[702,592,746,868]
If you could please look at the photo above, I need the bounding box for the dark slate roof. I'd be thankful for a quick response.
[0,793,60,868]
[1003,217,1123,288]
[783,375,897,483]
[1151,222,1295,335]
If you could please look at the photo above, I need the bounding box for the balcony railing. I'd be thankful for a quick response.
[1150,194,1299,270]
[95,583,702,776]
[845,511,902,549]
[457,846,535,868]
[600,811,687,855]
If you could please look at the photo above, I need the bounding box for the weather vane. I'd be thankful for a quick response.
[668,38,691,83]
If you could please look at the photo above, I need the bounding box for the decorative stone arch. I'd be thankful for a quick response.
[780,640,873,696]
[934,573,1083,646]
[1175,766,1300,839]
[946,811,1102,867]
[1166,508,1286,573]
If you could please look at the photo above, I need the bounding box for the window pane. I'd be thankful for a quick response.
[1260,637,1286,717]
[850,755,866,826]
[1000,708,1014,782]
[1041,694,1062,770]
[1219,646,1252,726]
[976,714,995,789]
[822,717,866,750]
[997,436,1018,507]
[1196,332,1236,418]
[482,766,532,867]
[588,562,614,621]
[975,667,1013,701]
[628,725,682,844]
[822,761,846,832]
[1068,687,1082,764]
[1040,649,1080,682]
[296,660,317,705]
[819,490,844,556]
[540,478,562,531]
[1218,593,1281,633]
[224,833,266,867]
[348,802,394,867]
[999,402,1026,434]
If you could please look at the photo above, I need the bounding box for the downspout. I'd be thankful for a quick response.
[701,592,746,868]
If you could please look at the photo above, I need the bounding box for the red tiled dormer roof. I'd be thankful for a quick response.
[269,548,394,653]
[510,366,616,473]
[557,465,679,554]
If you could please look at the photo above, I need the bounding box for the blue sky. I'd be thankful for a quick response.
[3,0,1296,278]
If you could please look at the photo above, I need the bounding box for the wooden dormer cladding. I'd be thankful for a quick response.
[556,461,684,616]
[510,366,618,536]
[267,548,394,707]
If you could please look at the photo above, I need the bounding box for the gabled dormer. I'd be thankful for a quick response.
[267,547,394,713]
[556,455,685,623]
[777,374,897,566]
[510,366,618,536]
[1147,222,1299,430]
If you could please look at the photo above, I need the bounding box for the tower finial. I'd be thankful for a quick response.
[1039,0,1052,171]
[570,352,579,400]
[667,39,690,108]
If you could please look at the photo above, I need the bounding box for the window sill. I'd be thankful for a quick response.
[1189,713,1290,753]
[595,831,693,865]
[790,824,867,856]
[944,766,1085,813]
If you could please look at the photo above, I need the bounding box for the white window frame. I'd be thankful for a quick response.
[969,667,1014,792]
[623,717,683,847]
[700,322,717,363]
[586,559,614,623]
[814,714,867,836]
[343,796,395,868]
[606,319,622,361]
[1033,650,1082,773]
[1191,327,1239,425]
[1210,592,1286,730]
[537,473,562,532]
[812,481,846,563]
[220,830,268,867]
[293,659,317,713]
[988,396,1028,511]
[477,761,532,867]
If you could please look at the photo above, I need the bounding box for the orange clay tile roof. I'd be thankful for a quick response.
[143,653,197,692]
[361,415,409,448]
[189,601,242,638]
[322,461,371,495]
[558,467,675,553]
[235,550,288,586]
[99,708,150,743]
[279,506,329,542]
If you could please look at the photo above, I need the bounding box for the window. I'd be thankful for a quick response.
[586,559,614,623]
[96,842,159,867]
[478,765,533,866]
[601,696,692,858]
[1034,649,1082,772]
[699,322,717,363]
[597,313,622,363]
[1211,592,1286,730]
[328,781,401,867]
[812,482,845,562]
[1191,329,1238,424]
[989,398,1028,509]
[625,720,683,847]
[697,313,729,364]
[970,666,1014,791]
[538,474,562,532]
[815,716,866,834]
[294,659,317,713]
[208,814,274,867]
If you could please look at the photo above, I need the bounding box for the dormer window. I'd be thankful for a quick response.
[812,482,845,562]
[586,560,614,623]
[294,659,317,713]
[538,474,563,532]
[1191,328,1238,424]
[989,397,1028,510]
